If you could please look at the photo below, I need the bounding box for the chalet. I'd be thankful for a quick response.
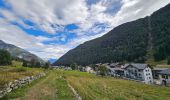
[124,64,153,84]
[152,68,168,79]
[158,69,170,86]
[106,63,124,77]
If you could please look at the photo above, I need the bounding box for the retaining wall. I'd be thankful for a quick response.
[0,73,46,98]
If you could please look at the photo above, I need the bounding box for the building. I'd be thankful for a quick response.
[124,64,153,84]
[158,69,170,86]
[85,66,95,74]
[106,63,124,77]
[152,68,168,79]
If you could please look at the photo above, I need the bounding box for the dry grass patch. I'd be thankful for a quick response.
[0,61,44,89]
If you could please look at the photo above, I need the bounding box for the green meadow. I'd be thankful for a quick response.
[1,69,170,100]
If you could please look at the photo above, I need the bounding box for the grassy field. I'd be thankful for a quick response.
[1,70,75,100]
[1,69,170,100]
[59,70,170,100]
[0,61,44,89]
[155,65,170,68]
[146,58,168,66]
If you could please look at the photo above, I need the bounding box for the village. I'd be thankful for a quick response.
[54,63,170,86]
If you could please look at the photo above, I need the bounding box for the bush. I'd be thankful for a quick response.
[70,63,78,70]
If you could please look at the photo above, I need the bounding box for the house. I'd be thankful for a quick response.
[158,69,170,86]
[64,67,72,70]
[124,64,153,84]
[106,63,124,77]
[85,66,95,74]
[152,68,168,79]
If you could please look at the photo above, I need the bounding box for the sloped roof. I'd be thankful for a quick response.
[106,66,124,72]
[124,64,148,70]
[158,69,170,75]
[110,63,119,66]
[153,68,169,71]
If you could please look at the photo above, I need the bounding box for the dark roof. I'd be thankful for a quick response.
[158,69,170,75]
[109,63,119,67]
[124,64,148,70]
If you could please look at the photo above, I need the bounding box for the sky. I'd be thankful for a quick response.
[0,0,170,61]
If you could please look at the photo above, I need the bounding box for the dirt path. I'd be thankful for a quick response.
[17,71,75,100]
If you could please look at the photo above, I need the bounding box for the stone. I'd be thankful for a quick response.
[10,83,15,88]
[0,72,46,99]
[0,91,3,94]
[8,82,12,87]
[13,86,18,90]
[6,87,12,93]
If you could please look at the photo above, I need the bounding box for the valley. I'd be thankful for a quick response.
[0,1,170,100]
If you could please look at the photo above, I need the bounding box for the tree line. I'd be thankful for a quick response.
[0,49,50,68]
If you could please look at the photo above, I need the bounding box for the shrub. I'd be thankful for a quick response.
[70,63,78,70]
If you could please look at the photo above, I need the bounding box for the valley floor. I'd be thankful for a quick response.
[1,70,170,100]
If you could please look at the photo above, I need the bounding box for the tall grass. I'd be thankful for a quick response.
[59,70,170,100]
[0,61,43,89]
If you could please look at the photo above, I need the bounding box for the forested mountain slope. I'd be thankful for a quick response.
[54,4,170,66]
[0,40,44,63]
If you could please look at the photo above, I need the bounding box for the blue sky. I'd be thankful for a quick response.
[0,0,170,61]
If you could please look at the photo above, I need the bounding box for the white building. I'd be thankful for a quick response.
[85,66,95,74]
[158,69,170,86]
[124,64,153,84]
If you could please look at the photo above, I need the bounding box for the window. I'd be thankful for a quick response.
[162,75,168,79]
[162,75,165,78]
[165,76,168,79]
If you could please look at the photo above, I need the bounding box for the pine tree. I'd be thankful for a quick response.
[98,65,108,76]
[22,60,28,67]
[168,57,170,65]
[44,62,50,69]
[0,49,12,65]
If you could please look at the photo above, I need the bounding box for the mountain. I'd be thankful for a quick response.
[48,58,57,64]
[0,40,44,63]
[54,4,170,66]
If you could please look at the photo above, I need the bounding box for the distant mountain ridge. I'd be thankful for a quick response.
[54,4,170,66]
[0,40,44,63]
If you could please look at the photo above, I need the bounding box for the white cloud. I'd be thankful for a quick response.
[4,0,89,34]
[0,0,170,60]
[0,18,71,59]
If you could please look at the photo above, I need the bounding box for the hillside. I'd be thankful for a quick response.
[54,4,170,66]
[0,40,44,63]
